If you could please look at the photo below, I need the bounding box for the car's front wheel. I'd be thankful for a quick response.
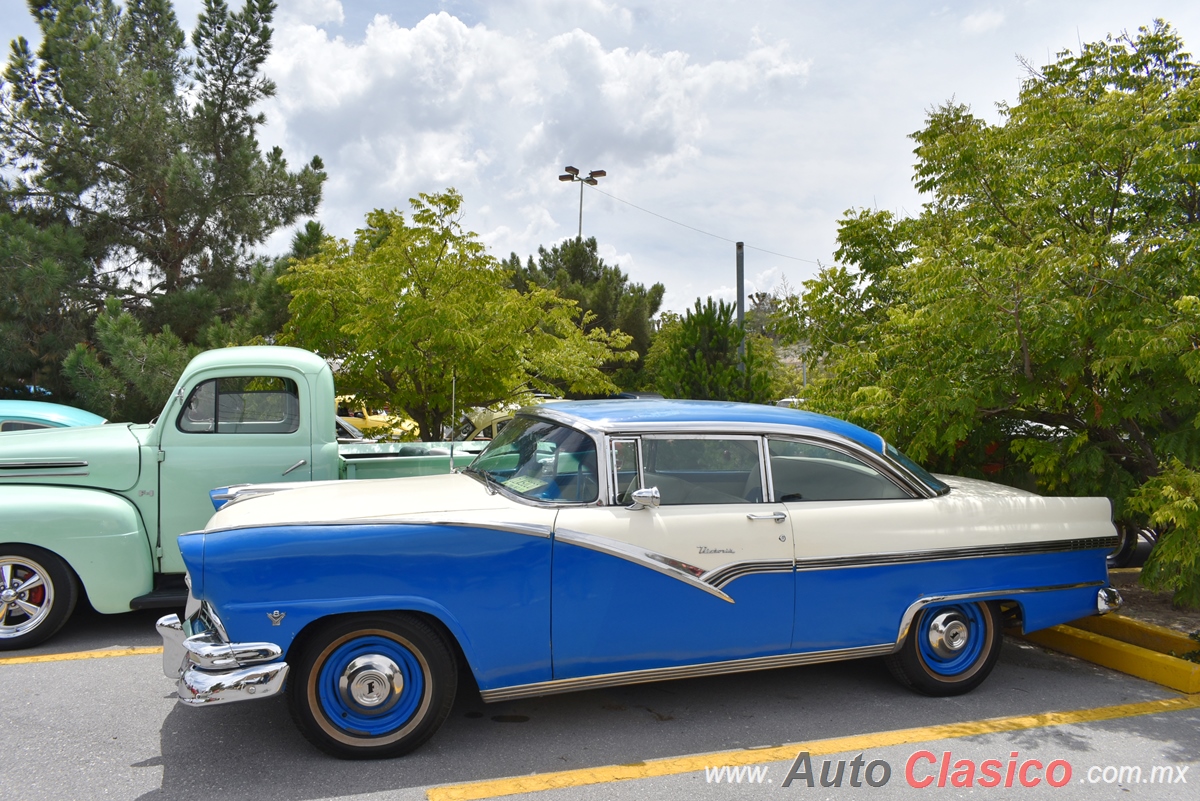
[288,613,457,759]
[0,545,78,650]
[885,601,1001,696]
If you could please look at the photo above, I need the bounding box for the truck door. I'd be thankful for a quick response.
[156,373,312,572]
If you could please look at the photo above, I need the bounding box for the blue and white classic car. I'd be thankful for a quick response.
[158,400,1121,759]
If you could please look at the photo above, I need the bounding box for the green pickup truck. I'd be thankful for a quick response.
[0,346,482,649]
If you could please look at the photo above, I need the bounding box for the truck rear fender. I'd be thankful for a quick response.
[0,485,154,613]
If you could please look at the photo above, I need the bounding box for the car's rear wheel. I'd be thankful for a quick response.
[288,613,457,759]
[0,545,78,650]
[885,601,1001,696]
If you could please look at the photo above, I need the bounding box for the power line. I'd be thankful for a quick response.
[590,186,821,266]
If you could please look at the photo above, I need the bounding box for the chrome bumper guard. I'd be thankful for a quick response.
[157,613,289,706]
[1097,587,1123,615]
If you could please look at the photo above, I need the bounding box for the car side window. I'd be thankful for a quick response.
[640,436,762,505]
[177,376,300,434]
[1,421,51,432]
[767,439,910,502]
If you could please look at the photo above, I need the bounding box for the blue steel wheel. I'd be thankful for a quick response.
[885,601,1001,696]
[288,614,457,759]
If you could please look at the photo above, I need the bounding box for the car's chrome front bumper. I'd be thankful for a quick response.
[1097,587,1123,615]
[157,612,289,706]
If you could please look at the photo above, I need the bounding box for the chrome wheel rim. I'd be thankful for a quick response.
[0,557,54,638]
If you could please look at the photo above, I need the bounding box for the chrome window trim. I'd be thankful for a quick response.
[607,437,642,506]
[520,407,941,500]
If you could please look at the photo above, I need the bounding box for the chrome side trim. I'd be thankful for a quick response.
[0,460,89,470]
[892,581,1105,650]
[0,471,90,478]
[702,559,794,589]
[203,518,553,539]
[480,643,896,702]
[554,527,734,604]
[794,538,1119,572]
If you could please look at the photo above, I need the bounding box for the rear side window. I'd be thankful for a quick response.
[177,376,300,434]
[767,439,909,502]
[1,421,52,432]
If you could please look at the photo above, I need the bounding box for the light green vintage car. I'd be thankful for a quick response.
[0,346,483,649]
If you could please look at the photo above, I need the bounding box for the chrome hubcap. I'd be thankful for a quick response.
[927,611,970,658]
[338,655,404,714]
[0,558,53,638]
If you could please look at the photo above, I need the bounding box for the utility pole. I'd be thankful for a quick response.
[736,241,746,369]
[558,166,606,240]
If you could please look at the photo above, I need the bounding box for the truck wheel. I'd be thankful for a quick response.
[0,545,78,650]
[288,613,457,759]
[885,601,1001,696]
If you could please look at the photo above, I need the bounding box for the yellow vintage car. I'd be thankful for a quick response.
[336,396,417,439]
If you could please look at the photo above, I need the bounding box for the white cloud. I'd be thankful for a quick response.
[961,10,1005,35]
[261,10,807,255]
[276,0,344,26]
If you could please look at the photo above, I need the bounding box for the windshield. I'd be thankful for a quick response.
[885,443,950,494]
[467,416,599,503]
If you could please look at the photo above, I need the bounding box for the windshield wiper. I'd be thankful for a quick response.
[462,465,500,495]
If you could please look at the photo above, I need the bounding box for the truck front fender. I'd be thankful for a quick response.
[0,486,154,614]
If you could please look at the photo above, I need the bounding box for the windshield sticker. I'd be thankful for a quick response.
[502,476,548,493]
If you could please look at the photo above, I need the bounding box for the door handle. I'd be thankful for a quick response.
[746,511,787,523]
[282,459,307,476]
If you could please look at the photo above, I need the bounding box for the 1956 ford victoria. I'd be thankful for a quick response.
[158,400,1122,759]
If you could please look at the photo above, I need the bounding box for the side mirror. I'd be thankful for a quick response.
[628,486,660,510]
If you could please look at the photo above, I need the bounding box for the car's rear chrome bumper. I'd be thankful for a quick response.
[1097,587,1123,615]
[157,613,289,706]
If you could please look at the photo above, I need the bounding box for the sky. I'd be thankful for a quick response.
[3,1,1199,312]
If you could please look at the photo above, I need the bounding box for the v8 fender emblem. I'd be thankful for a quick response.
[267,610,286,626]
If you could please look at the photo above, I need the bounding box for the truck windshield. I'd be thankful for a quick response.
[466,416,598,503]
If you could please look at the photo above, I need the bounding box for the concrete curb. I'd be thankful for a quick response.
[1019,616,1200,694]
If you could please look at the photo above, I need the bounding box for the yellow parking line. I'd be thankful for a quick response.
[0,646,163,666]
[427,695,1200,801]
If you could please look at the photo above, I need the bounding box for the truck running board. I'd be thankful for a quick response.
[130,578,189,610]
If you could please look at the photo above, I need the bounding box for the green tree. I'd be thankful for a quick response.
[0,212,93,398]
[781,21,1200,606]
[0,0,324,406]
[280,190,632,441]
[62,222,324,420]
[647,298,781,403]
[505,237,664,388]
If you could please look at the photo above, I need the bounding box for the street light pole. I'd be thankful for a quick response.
[558,166,606,240]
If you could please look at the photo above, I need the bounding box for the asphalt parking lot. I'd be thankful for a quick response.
[3,602,1197,801]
